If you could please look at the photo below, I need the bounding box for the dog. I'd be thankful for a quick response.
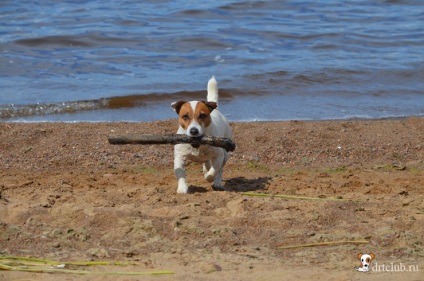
[354,253,375,272]
[171,76,232,194]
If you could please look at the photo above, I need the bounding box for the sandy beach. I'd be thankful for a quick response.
[1,118,423,280]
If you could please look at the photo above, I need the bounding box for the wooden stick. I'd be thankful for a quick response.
[108,134,236,152]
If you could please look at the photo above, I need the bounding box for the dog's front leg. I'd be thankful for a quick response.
[175,161,188,193]
[174,148,188,194]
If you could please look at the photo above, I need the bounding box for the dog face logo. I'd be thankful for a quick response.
[355,253,375,272]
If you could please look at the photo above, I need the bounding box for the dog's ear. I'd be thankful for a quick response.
[171,101,187,114]
[357,253,363,260]
[203,101,217,112]
[369,253,375,260]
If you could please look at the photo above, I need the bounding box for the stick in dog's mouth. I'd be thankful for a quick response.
[108,134,236,152]
[189,135,203,148]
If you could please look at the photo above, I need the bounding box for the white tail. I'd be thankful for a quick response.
[207,76,218,103]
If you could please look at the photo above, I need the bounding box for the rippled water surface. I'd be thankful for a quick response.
[1,0,423,121]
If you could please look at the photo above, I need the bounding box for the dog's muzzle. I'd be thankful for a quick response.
[189,127,200,137]
[190,135,203,148]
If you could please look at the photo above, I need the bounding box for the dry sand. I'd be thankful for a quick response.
[1,118,423,280]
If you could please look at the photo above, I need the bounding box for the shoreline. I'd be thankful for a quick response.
[2,115,423,124]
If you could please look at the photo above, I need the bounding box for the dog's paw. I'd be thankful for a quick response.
[205,173,215,183]
[177,184,189,194]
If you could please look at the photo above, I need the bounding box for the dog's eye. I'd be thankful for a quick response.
[182,114,190,121]
[199,113,207,119]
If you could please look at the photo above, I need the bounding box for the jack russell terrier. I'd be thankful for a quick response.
[171,76,232,194]
[355,253,375,272]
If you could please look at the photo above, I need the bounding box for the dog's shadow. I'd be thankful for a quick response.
[224,176,271,192]
[189,176,271,193]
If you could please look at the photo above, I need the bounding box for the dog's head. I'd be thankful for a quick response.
[171,101,217,137]
[357,253,375,269]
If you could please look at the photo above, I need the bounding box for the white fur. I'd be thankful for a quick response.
[207,76,218,103]
[174,76,232,194]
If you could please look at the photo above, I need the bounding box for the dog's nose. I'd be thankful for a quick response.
[190,127,199,136]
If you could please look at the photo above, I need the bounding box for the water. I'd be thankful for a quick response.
[1,0,423,122]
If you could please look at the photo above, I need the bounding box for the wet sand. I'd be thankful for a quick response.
[1,118,423,280]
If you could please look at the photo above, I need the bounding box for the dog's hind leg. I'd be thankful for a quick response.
[211,165,225,191]
[207,151,228,191]
[203,160,212,175]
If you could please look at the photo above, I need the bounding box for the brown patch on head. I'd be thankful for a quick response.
[194,101,216,128]
[172,101,193,130]
[203,101,217,112]
[171,101,187,115]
